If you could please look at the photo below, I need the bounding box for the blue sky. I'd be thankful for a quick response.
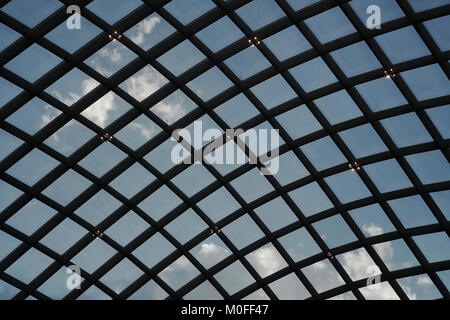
[0,0,449,300]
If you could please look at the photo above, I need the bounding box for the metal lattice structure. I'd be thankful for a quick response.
[0,0,449,300]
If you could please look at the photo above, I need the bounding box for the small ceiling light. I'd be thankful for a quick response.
[93,230,103,238]
[210,226,221,235]
[100,133,113,142]
[248,36,261,47]
[349,162,361,171]
[384,68,396,79]
[108,31,122,41]
[327,252,334,259]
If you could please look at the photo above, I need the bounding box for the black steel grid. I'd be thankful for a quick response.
[0,0,448,300]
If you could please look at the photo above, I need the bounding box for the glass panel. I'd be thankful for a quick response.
[44,120,95,157]
[132,233,176,269]
[186,66,233,101]
[6,148,59,186]
[359,281,399,300]
[0,22,21,52]
[339,123,388,158]
[150,89,197,125]
[40,218,87,255]
[42,169,92,206]
[109,163,156,199]
[325,170,372,204]
[184,280,223,300]
[313,214,358,248]
[75,190,122,226]
[349,204,396,237]
[356,77,408,112]
[301,259,345,293]
[45,17,102,53]
[264,26,312,61]
[80,91,132,128]
[235,0,285,31]
[221,214,265,250]
[331,41,381,77]
[424,15,450,51]
[245,243,288,278]
[278,227,321,262]
[289,57,338,92]
[128,280,168,300]
[190,234,231,269]
[426,105,450,139]
[0,76,22,108]
[6,97,62,135]
[100,258,144,294]
[388,195,438,228]
[229,168,274,203]
[336,247,378,281]
[196,16,244,53]
[164,208,208,244]
[413,232,450,263]
[406,150,450,184]
[269,273,310,299]
[171,163,216,198]
[138,185,183,221]
[250,74,297,109]
[255,197,297,232]
[375,26,431,64]
[197,187,241,222]
[274,151,310,186]
[72,239,117,274]
[105,211,149,246]
[305,7,356,44]
[214,94,258,128]
[164,0,215,25]
[1,0,62,28]
[224,46,271,80]
[78,142,127,178]
[300,136,347,171]
[115,114,162,150]
[5,248,53,284]
[373,239,419,271]
[6,199,57,236]
[214,261,255,295]
[364,159,413,193]
[119,65,169,102]
[397,274,442,300]
[0,230,21,262]
[289,182,333,216]
[276,105,322,140]
[381,112,433,148]
[314,89,362,125]
[156,40,206,76]
[38,266,81,299]
[86,0,142,25]
[158,256,200,290]
[430,190,450,220]
[125,13,176,51]
[401,64,450,101]
[350,0,404,24]
[0,180,22,212]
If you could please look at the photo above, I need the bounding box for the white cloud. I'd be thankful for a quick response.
[152,100,187,125]
[130,16,161,45]
[122,66,167,102]
[81,91,116,128]
[245,246,287,278]
[129,122,155,140]
[362,222,384,237]
[417,276,432,286]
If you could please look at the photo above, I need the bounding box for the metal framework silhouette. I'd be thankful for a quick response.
[0,0,449,300]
